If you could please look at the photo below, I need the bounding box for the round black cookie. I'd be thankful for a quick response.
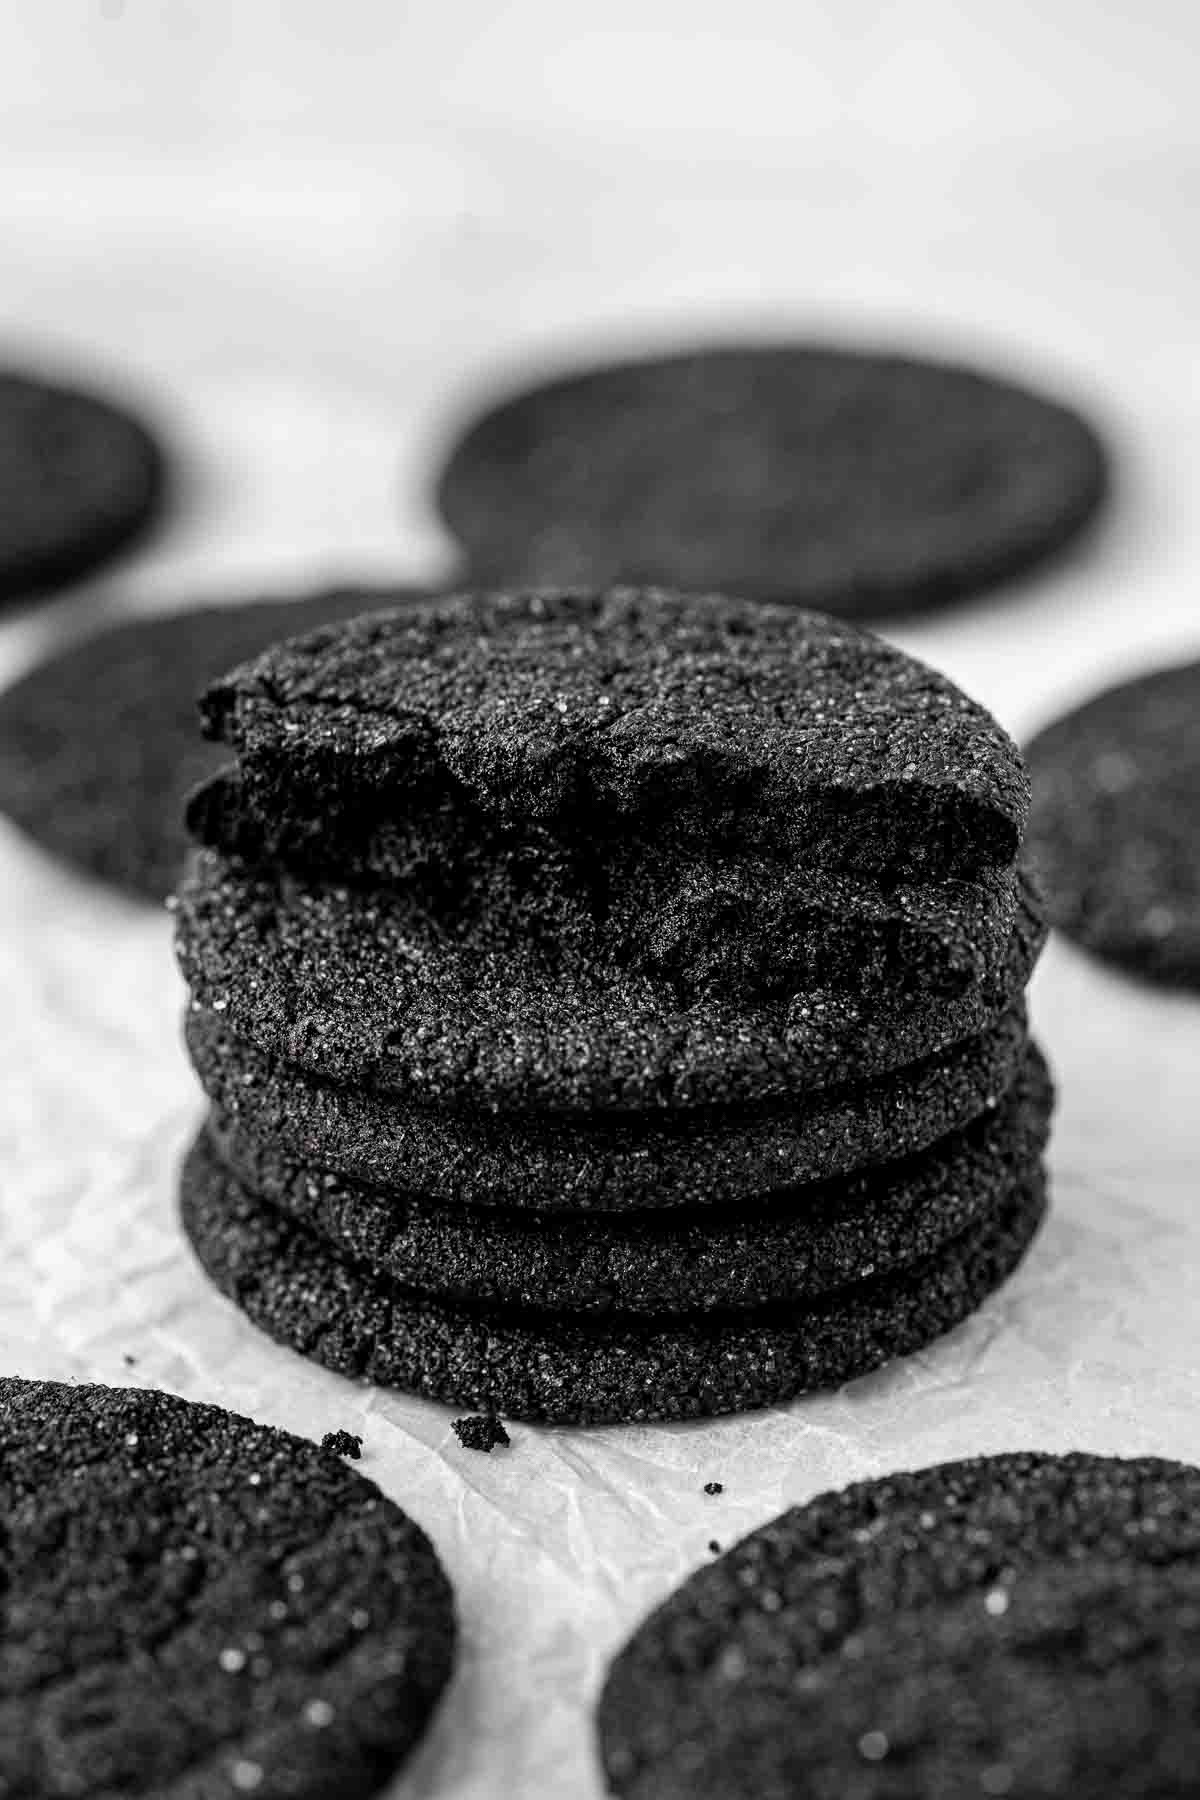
[597,1451,1200,1800]
[0,1376,454,1800]
[1026,659,1200,989]
[432,345,1108,620]
[175,846,1045,1112]
[198,589,1031,881]
[0,587,424,901]
[189,769,1024,1007]
[180,1153,1046,1425]
[0,368,167,602]
[195,1041,1051,1316]
[185,1003,1030,1212]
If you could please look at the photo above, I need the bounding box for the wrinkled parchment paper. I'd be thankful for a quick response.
[4,111,1200,1797]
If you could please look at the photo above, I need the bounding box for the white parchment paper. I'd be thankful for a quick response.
[4,67,1200,1795]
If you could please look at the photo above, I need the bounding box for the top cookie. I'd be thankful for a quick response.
[0,368,167,601]
[598,1451,1200,1800]
[200,589,1029,880]
[433,344,1108,619]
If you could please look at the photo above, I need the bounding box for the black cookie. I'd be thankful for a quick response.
[432,345,1108,620]
[1026,659,1200,989]
[597,1451,1200,1800]
[195,766,1021,1008]
[185,1003,1030,1212]
[0,588,424,901]
[199,590,1030,881]
[174,847,1045,1112]
[0,368,167,602]
[189,769,1024,1007]
[0,1376,454,1799]
[179,1153,1046,1425]
[196,1042,1051,1316]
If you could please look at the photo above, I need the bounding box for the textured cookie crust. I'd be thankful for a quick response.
[1026,659,1200,989]
[432,345,1108,620]
[598,1452,1200,1800]
[0,368,167,601]
[185,1004,1029,1211]
[175,847,1045,1111]
[189,769,1024,1006]
[198,1045,1051,1316]
[179,1157,1045,1424]
[0,589,421,901]
[199,589,1030,879]
[0,1377,455,1799]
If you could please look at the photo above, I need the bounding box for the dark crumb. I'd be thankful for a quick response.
[708,1540,721,1554]
[452,1415,511,1453]
[320,1428,363,1460]
[122,1354,137,1367]
[703,1481,723,1495]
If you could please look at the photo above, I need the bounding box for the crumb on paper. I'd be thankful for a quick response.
[703,1480,723,1495]
[452,1415,511,1453]
[320,1429,363,1460]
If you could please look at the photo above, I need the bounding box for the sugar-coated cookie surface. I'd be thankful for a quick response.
[175,847,1045,1111]
[198,1043,1050,1314]
[0,1377,455,1799]
[199,589,1031,879]
[598,1452,1200,1799]
[185,1004,1030,1211]
[0,368,167,601]
[433,346,1108,619]
[180,1158,1045,1424]
[0,589,422,900]
[189,768,1025,1006]
[1027,658,1200,989]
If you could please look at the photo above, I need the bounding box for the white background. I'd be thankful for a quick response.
[3,5,1200,1795]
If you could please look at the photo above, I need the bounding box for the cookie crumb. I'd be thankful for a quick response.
[452,1415,510,1453]
[320,1429,362,1460]
[708,1540,722,1554]
[123,1354,137,1366]
[703,1481,723,1495]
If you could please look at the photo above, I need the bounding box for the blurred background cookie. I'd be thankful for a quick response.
[1027,659,1200,989]
[434,345,1108,619]
[0,367,168,605]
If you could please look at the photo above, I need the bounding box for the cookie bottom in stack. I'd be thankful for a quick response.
[180,1031,1051,1425]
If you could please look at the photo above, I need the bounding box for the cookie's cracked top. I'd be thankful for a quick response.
[200,589,1029,881]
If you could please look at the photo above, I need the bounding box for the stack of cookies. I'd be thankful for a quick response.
[175,589,1051,1425]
